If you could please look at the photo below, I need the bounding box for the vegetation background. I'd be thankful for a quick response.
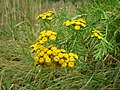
[0,0,120,90]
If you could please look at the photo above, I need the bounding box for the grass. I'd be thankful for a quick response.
[0,0,120,90]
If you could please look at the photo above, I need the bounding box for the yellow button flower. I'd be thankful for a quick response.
[68,62,74,68]
[70,20,76,25]
[39,45,45,50]
[36,14,43,20]
[93,30,100,33]
[60,49,66,53]
[75,21,81,25]
[51,46,57,51]
[34,56,39,62]
[91,30,104,40]
[42,37,48,42]
[36,16,40,20]
[94,33,99,37]
[30,44,35,48]
[37,36,42,41]
[39,40,44,44]
[52,51,57,56]
[54,56,59,62]
[49,35,56,41]
[39,58,44,63]
[65,58,69,63]
[47,45,53,49]
[42,15,46,19]
[45,58,52,65]
[38,51,44,57]
[41,33,46,37]
[43,53,49,59]
[48,17,52,20]
[51,32,57,35]
[73,54,78,60]
[40,30,46,35]
[98,36,103,40]
[47,50,52,55]
[80,23,86,27]
[57,49,61,53]
[36,50,40,55]
[46,13,52,16]
[63,54,69,58]
[78,18,86,23]
[69,53,74,56]
[45,57,51,63]
[45,31,52,36]
[42,48,48,53]
[91,35,94,37]
[75,25,80,30]
[59,59,64,64]
[30,49,35,53]
[69,56,75,62]
[58,53,63,58]
[61,62,67,67]
[64,21,71,26]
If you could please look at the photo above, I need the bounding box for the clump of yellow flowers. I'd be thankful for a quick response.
[30,30,78,69]
[36,10,55,20]
[91,30,104,40]
[64,18,86,30]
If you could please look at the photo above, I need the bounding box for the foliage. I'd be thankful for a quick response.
[0,0,120,90]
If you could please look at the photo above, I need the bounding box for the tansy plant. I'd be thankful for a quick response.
[90,29,112,60]
[31,10,112,69]
[63,18,87,53]
[30,10,78,69]
[30,30,78,69]
[64,16,112,60]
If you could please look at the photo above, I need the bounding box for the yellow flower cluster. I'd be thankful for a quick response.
[64,18,86,30]
[36,10,55,20]
[31,45,78,69]
[30,30,56,53]
[91,30,104,40]
[38,30,57,44]
[30,30,78,69]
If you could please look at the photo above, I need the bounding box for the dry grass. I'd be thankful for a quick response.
[0,0,120,90]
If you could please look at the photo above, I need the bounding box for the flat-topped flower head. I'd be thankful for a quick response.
[64,18,86,31]
[91,30,104,40]
[36,10,55,20]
